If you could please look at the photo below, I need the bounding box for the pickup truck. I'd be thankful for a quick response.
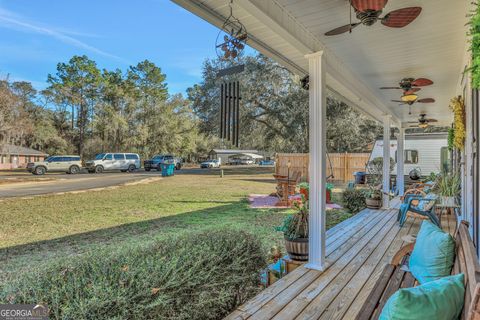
[143,154,182,171]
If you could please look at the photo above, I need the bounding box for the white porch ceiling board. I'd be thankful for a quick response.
[276,0,470,125]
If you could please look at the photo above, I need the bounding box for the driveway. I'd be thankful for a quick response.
[0,171,162,198]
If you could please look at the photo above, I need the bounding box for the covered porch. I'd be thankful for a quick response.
[172,0,479,318]
[225,203,457,319]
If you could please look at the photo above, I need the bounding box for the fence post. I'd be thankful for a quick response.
[344,152,348,183]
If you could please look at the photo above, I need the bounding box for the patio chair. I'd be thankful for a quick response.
[274,171,301,198]
[398,194,439,227]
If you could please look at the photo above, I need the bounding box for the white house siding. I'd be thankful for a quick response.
[369,136,448,176]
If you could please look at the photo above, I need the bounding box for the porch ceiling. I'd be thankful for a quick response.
[172,0,470,126]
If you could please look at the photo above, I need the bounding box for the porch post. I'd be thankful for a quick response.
[305,51,326,271]
[382,115,391,208]
[396,127,405,195]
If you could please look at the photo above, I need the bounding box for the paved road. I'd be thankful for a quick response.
[0,166,274,199]
[0,171,163,198]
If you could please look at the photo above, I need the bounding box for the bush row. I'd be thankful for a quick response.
[0,229,267,320]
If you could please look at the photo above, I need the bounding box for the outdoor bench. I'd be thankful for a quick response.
[356,221,480,320]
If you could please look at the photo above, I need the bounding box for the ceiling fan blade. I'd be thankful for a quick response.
[351,0,388,12]
[412,78,433,87]
[381,7,422,28]
[417,98,435,103]
[426,119,438,122]
[325,23,360,36]
[380,86,402,89]
[391,100,406,104]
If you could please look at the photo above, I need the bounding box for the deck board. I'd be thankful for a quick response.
[226,203,458,320]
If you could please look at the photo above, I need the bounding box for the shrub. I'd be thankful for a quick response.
[0,229,267,320]
[343,188,367,213]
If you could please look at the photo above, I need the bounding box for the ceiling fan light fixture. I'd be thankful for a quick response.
[401,93,418,102]
[418,123,428,129]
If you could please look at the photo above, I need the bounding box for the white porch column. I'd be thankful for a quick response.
[396,127,405,195]
[383,115,391,208]
[305,51,326,271]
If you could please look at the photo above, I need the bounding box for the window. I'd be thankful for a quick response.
[104,154,113,160]
[395,150,419,164]
[72,156,80,161]
[95,153,106,160]
[35,156,40,162]
[25,156,31,163]
[114,154,125,160]
[126,154,138,160]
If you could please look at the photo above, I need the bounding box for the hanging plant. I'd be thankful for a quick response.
[469,1,480,88]
[449,96,466,150]
[447,127,455,151]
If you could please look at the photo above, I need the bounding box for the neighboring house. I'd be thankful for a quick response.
[0,145,48,169]
[369,132,449,176]
[208,149,260,164]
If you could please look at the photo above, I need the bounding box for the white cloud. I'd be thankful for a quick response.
[0,7,125,62]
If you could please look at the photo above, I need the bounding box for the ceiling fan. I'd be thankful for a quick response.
[380,77,434,94]
[391,90,435,106]
[408,114,438,128]
[325,0,422,36]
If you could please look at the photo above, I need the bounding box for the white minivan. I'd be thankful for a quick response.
[86,153,140,173]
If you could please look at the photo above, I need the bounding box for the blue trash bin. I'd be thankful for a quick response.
[353,172,366,184]
[161,163,175,177]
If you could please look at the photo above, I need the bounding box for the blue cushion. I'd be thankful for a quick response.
[379,274,465,320]
[409,220,455,284]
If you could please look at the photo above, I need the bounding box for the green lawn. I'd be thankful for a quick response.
[0,167,353,282]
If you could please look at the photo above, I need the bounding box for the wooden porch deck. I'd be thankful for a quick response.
[226,202,457,320]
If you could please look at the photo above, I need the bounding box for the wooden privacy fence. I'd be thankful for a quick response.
[275,153,371,183]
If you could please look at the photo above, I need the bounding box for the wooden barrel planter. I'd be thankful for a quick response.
[366,198,382,209]
[284,237,308,261]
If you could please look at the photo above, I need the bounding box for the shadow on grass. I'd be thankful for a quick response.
[0,200,288,281]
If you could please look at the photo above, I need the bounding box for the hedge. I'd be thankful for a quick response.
[343,188,367,213]
[0,229,267,320]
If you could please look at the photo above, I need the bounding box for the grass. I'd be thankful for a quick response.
[0,167,353,282]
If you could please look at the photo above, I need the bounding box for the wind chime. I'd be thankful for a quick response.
[219,81,241,147]
[216,0,247,148]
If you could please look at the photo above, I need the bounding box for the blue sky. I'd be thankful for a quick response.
[0,0,255,95]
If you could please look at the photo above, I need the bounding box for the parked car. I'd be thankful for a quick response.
[26,155,82,175]
[240,158,255,165]
[144,154,182,171]
[259,159,275,166]
[85,153,140,173]
[200,159,221,168]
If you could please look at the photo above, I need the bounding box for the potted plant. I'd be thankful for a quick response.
[435,173,460,206]
[298,182,309,200]
[298,182,333,203]
[365,187,382,209]
[363,157,393,209]
[276,195,309,261]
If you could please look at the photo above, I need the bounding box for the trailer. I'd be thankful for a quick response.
[369,132,450,177]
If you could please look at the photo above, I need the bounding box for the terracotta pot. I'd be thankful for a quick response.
[284,236,308,261]
[299,187,309,200]
[366,197,382,209]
